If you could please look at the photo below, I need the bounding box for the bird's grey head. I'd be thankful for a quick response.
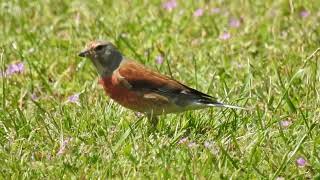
[78,40,123,76]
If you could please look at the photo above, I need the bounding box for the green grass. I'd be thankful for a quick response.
[1,0,320,179]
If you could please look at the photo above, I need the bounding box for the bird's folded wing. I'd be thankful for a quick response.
[116,60,217,102]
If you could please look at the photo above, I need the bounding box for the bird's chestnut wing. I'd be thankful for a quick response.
[116,60,218,105]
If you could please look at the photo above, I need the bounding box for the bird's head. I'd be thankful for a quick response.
[79,40,123,76]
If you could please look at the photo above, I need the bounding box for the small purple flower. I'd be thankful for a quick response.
[188,142,198,148]
[57,137,72,156]
[229,18,241,28]
[211,8,220,14]
[162,0,177,11]
[204,141,213,148]
[204,141,219,155]
[31,93,39,101]
[155,55,164,64]
[178,137,188,144]
[280,120,292,128]
[5,62,24,76]
[67,93,80,105]
[296,157,307,167]
[219,32,231,40]
[300,10,310,18]
[194,8,204,17]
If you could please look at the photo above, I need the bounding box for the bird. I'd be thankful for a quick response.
[78,40,244,126]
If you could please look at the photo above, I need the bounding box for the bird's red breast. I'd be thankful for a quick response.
[99,73,173,114]
[99,76,143,111]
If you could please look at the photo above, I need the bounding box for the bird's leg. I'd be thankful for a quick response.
[147,112,159,128]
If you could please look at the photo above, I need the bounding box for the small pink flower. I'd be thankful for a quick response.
[219,32,231,40]
[7,62,24,74]
[188,142,198,148]
[155,55,164,64]
[162,0,177,11]
[57,137,72,156]
[300,10,310,18]
[211,8,220,14]
[229,18,241,28]
[194,8,204,17]
[1,62,25,78]
[280,120,292,128]
[204,141,213,148]
[67,93,80,105]
[178,137,188,144]
[31,93,39,101]
[296,157,307,167]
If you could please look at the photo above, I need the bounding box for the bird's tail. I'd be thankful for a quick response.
[197,98,246,110]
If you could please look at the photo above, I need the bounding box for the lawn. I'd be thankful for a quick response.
[1,0,320,179]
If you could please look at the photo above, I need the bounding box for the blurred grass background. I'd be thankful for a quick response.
[1,0,320,178]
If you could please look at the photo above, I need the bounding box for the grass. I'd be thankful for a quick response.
[1,0,320,179]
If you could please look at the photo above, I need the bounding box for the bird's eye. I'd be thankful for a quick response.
[94,45,105,51]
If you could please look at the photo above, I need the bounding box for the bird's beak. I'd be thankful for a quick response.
[78,50,89,57]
